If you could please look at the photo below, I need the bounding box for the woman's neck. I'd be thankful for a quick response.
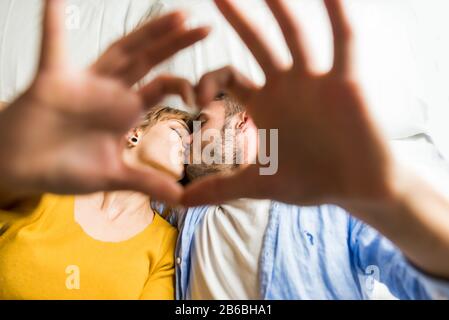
[96,191,153,221]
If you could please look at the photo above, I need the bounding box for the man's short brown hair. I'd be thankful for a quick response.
[214,92,244,120]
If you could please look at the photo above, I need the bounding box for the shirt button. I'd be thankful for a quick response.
[176,257,182,265]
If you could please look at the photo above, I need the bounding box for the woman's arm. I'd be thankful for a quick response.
[139,227,177,300]
[0,0,208,208]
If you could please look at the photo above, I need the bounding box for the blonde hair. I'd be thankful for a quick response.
[138,106,193,131]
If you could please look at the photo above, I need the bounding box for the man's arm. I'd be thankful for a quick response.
[183,0,449,281]
[346,170,449,280]
[0,101,6,110]
[348,187,449,299]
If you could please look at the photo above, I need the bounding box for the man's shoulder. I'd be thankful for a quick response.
[273,201,349,214]
[152,200,211,229]
[272,202,352,226]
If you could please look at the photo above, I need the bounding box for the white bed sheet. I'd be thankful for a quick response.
[0,0,159,101]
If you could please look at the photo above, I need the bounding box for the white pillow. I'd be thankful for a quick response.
[147,0,429,140]
[0,0,159,102]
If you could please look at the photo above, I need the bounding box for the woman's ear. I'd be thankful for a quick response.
[127,128,143,147]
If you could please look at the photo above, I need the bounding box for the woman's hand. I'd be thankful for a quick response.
[183,0,394,208]
[0,0,209,205]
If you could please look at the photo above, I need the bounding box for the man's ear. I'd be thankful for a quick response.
[236,112,252,132]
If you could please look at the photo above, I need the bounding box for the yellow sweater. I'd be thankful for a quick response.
[0,194,177,300]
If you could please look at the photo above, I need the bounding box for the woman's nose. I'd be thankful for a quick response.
[183,135,193,148]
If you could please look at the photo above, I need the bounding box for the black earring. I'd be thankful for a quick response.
[131,137,138,143]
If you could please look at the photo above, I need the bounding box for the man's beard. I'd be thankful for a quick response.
[186,128,242,181]
[186,162,235,181]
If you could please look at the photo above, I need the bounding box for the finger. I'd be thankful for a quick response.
[182,166,263,206]
[214,0,283,76]
[265,0,310,74]
[39,0,66,70]
[195,66,259,109]
[74,77,143,132]
[120,26,211,86]
[139,76,196,109]
[323,0,353,76]
[112,164,184,205]
[90,12,187,80]
[119,11,187,52]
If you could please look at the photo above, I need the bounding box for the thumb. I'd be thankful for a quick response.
[181,165,263,206]
[195,66,259,109]
[139,75,196,109]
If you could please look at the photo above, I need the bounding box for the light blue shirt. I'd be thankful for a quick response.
[163,202,449,300]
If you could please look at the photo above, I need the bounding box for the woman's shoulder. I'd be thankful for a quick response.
[0,194,75,237]
[1,193,73,222]
[42,193,74,207]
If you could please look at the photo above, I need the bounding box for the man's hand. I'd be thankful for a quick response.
[183,0,393,208]
[183,0,449,279]
[0,0,209,205]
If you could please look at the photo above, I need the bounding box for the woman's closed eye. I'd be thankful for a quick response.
[171,123,190,140]
[172,127,183,139]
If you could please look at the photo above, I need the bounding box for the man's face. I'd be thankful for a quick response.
[187,100,238,181]
[192,99,227,148]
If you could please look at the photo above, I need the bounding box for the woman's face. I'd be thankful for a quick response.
[132,119,191,180]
